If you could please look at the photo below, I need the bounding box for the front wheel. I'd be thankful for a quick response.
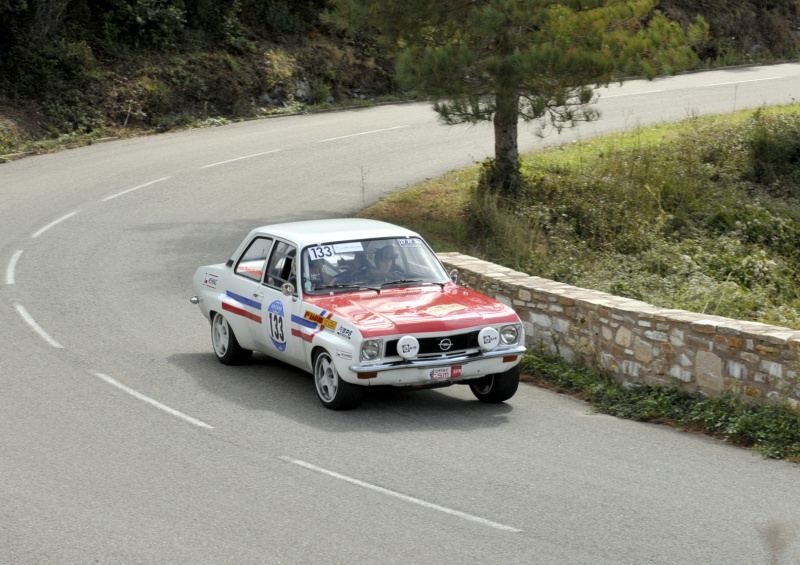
[469,365,520,403]
[314,350,365,410]
[211,312,252,365]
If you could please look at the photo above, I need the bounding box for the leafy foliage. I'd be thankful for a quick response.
[513,110,800,328]
[329,0,708,197]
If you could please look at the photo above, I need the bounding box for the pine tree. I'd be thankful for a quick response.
[329,0,708,198]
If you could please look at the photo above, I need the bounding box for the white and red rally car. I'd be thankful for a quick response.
[191,219,526,410]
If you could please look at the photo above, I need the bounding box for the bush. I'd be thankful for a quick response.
[465,108,800,329]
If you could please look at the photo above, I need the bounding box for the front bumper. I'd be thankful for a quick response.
[344,345,526,387]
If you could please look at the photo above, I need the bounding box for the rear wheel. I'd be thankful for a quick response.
[314,350,365,410]
[469,365,520,403]
[211,312,252,365]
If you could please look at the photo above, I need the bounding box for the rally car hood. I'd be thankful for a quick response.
[305,284,520,338]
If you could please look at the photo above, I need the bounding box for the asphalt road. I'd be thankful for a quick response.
[2,63,800,564]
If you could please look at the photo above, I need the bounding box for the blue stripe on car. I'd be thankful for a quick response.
[291,314,317,329]
[226,290,262,310]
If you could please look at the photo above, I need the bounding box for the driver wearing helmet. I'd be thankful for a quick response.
[368,245,403,282]
[305,257,337,291]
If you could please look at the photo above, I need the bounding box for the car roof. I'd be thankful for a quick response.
[246,218,422,248]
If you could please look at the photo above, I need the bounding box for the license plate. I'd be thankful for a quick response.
[429,366,462,380]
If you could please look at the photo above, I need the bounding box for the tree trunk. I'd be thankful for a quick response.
[492,91,521,199]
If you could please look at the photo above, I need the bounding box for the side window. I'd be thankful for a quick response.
[265,241,297,290]
[235,237,273,282]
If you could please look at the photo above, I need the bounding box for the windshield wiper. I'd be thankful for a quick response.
[325,283,382,293]
[380,278,423,288]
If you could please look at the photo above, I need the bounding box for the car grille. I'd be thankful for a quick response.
[385,331,480,357]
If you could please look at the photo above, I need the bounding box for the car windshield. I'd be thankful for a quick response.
[301,237,450,294]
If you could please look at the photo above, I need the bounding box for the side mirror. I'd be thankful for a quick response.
[448,269,459,284]
[281,282,295,297]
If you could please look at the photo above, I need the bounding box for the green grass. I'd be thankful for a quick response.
[361,105,800,330]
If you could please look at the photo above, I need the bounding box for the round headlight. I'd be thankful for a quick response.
[361,339,382,361]
[478,327,499,351]
[500,324,519,345]
[397,335,420,360]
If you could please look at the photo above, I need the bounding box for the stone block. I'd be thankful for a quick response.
[727,361,748,380]
[622,360,641,378]
[633,337,654,364]
[687,335,713,351]
[644,330,669,342]
[741,352,759,363]
[695,350,724,393]
[691,320,719,334]
[760,360,784,379]
[670,365,693,382]
[615,326,633,348]
[552,318,570,334]
[755,344,779,356]
[531,312,552,329]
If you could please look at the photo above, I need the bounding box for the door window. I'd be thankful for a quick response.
[235,237,273,282]
[265,241,297,291]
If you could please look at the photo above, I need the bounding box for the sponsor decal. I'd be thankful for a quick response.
[397,238,422,247]
[303,310,338,331]
[336,326,353,340]
[333,241,364,253]
[429,366,463,380]
[202,273,218,288]
[426,303,467,317]
[238,265,262,278]
[336,349,353,360]
[267,300,287,351]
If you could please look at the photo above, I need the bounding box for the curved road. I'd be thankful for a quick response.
[2,64,800,564]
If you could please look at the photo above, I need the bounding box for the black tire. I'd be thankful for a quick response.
[211,312,253,365]
[469,365,520,403]
[313,350,365,410]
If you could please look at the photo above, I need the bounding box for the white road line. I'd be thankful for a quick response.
[199,149,281,169]
[317,125,410,143]
[31,210,80,238]
[91,372,214,429]
[603,89,665,99]
[703,77,783,87]
[102,176,172,201]
[13,303,63,348]
[6,250,22,285]
[280,457,522,533]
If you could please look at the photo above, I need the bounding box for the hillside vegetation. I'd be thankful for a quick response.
[360,107,800,330]
[1,0,799,158]
[356,107,800,462]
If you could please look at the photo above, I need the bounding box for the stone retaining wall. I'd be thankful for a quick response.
[439,252,800,408]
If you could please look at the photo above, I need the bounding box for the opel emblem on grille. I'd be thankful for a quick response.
[439,338,453,351]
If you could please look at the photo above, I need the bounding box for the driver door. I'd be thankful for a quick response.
[253,240,305,366]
